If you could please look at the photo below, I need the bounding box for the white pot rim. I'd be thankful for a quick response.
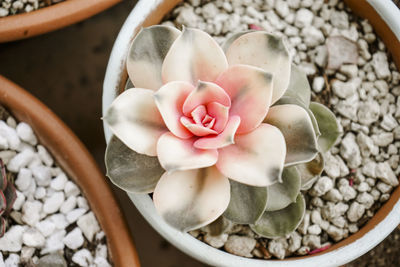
[103,0,400,266]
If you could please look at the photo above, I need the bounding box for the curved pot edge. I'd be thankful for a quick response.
[0,0,122,43]
[0,75,140,267]
[102,0,400,266]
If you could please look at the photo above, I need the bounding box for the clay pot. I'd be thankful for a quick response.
[102,0,400,266]
[0,75,140,267]
[0,0,121,43]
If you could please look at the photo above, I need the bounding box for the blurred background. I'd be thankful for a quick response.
[0,1,398,266]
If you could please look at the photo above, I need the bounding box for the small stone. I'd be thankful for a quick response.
[332,78,360,98]
[357,100,380,125]
[297,246,310,256]
[63,228,84,250]
[340,133,361,168]
[0,121,20,150]
[20,246,35,263]
[7,149,34,172]
[275,0,289,18]
[339,64,358,78]
[34,187,46,200]
[302,26,324,47]
[38,253,67,267]
[50,173,68,191]
[380,193,390,202]
[372,52,391,79]
[330,10,349,29]
[295,8,313,28]
[60,196,77,214]
[331,216,346,228]
[297,211,310,235]
[31,165,52,186]
[95,244,108,259]
[377,182,392,194]
[15,168,32,191]
[307,225,322,235]
[323,189,343,203]
[35,219,56,237]
[37,145,54,167]
[93,257,111,267]
[357,182,370,192]
[338,184,357,201]
[77,196,89,210]
[5,254,20,267]
[312,76,325,93]
[375,162,399,186]
[77,212,100,242]
[22,228,45,248]
[43,192,65,214]
[41,230,66,255]
[311,176,333,196]
[72,249,93,267]
[302,235,321,250]
[203,233,228,248]
[49,214,69,230]
[22,200,42,226]
[0,225,26,252]
[347,202,365,222]
[287,231,301,252]
[12,191,25,211]
[372,132,394,147]
[357,192,374,209]
[327,225,344,242]
[267,238,288,259]
[357,132,378,157]
[64,181,80,197]
[16,122,37,146]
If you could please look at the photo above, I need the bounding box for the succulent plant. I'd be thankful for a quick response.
[0,158,17,238]
[104,26,339,238]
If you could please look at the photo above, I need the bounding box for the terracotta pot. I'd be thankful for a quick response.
[0,0,121,43]
[0,75,140,267]
[102,0,400,266]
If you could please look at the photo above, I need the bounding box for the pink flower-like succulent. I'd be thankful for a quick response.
[105,26,319,231]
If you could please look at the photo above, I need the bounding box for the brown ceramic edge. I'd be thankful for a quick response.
[0,75,140,267]
[116,0,400,261]
[0,0,122,43]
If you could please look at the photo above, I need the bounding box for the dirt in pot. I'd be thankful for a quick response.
[0,105,113,266]
[162,0,400,260]
[0,0,65,17]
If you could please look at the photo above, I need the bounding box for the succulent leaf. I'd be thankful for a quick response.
[283,64,311,107]
[296,152,325,190]
[215,64,273,134]
[221,31,252,52]
[265,167,301,212]
[224,31,291,104]
[4,180,16,213]
[104,88,167,156]
[216,123,286,187]
[309,102,340,153]
[162,27,228,85]
[127,25,181,91]
[0,217,5,238]
[105,135,164,193]
[264,104,318,166]
[0,191,5,216]
[251,194,305,238]
[274,96,321,137]
[203,216,231,236]
[0,159,6,191]
[223,180,268,224]
[153,167,230,232]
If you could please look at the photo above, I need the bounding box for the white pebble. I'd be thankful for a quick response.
[37,145,53,166]
[22,228,45,248]
[35,219,56,237]
[60,196,77,214]
[5,254,20,267]
[347,202,365,222]
[7,149,34,173]
[267,238,288,259]
[31,165,52,187]
[16,122,37,146]
[312,76,325,93]
[64,181,80,197]
[50,172,68,191]
[41,230,66,255]
[0,121,20,150]
[0,225,26,252]
[15,168,32,192]
[63,228,84,250]
[72,249,93,267]
[77,212,100,242]
[12,191,25,211]
[22,200,42,226]
[43,192,65,214]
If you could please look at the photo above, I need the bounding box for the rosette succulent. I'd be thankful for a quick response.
[104,26,339,238]
[0,159,17,237]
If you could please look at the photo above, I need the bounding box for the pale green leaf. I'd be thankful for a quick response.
[223,180,268,224]
[105,135,164,193]
[296,152,325,190]
[251,194,305,238]
[283,64,311,107]
[265,167,301,211]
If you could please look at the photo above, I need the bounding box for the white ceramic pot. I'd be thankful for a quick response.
[103,0,400,266]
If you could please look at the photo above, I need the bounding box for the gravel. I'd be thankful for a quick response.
[0,0,65,17]
[0,107,112,266]
[166,0,400,259]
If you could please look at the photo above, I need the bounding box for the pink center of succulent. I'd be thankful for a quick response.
[180,104,225,136]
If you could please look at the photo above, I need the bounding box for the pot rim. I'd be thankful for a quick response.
[102,0,400,266]
[0,75,140,267]
[0,0,121,43]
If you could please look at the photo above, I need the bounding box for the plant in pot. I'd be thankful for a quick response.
[103,0,400,265]
[104,25,339,256]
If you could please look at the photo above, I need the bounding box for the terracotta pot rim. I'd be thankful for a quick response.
[0,0,121,43]
[102,0,400,266]
[0,75,140,267]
